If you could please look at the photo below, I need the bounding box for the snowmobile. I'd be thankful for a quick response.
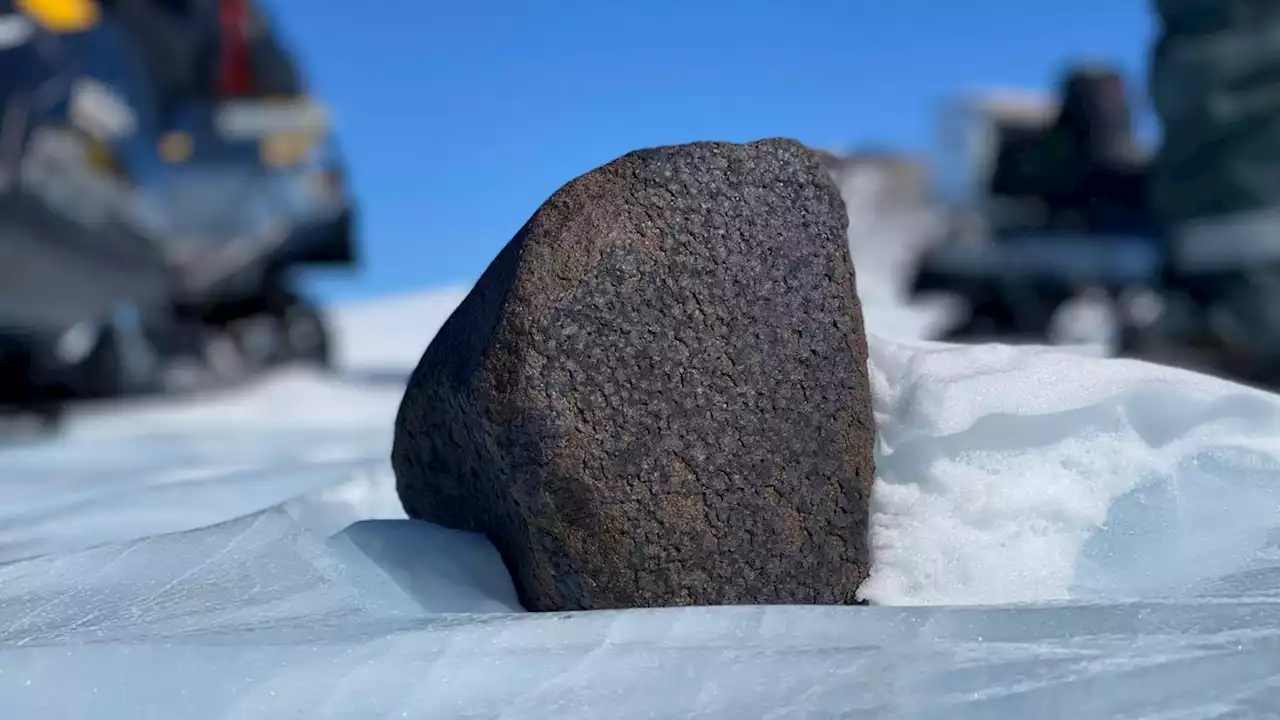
[0,0,357,412]
[908,65,1162,345]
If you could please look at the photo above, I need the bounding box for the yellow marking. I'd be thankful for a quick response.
[16,0,100,33]
[260,131,317,167]
[159,131,192,163]
[83,135,125,178]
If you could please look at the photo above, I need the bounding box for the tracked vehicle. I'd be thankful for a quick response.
[909,65,1160,346]
[0,0,358,410]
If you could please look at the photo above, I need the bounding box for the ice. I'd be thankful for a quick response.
[0,510,422,646]
[0,427,396,564]
[6,236,1280,713]
[6,514,1280,717]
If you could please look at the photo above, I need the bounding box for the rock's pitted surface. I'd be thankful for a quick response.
[393,138,876,611]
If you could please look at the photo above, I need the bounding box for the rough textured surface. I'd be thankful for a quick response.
[392,138,876,611]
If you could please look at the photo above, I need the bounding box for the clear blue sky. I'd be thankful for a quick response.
[267,0,1155,301]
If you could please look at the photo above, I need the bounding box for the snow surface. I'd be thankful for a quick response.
[6,224,1280,714]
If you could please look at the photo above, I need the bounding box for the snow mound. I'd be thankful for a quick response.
[826,150,947,304]
[864,336,1280,606]
[331,285,473,370]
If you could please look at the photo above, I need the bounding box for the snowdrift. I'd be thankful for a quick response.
[866,338,1280,606]
[3,284,1280,715]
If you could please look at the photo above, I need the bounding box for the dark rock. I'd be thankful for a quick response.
[392,138,876,611]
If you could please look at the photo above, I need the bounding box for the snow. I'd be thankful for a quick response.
[863,337,1280,606]
[5,224,1280,714]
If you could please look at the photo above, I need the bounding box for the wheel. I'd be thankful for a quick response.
[279,298,332,367]
[940,292,1022,341]
[0,341,65,422]
[200,327,251,385]
[68,322,161,399]
[213,291,331,373]
[1046,287,1120,348]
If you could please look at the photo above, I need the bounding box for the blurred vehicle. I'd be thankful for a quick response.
[1112,0,1280,393]
[0,0,357,414]
[908,64,1162,345]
